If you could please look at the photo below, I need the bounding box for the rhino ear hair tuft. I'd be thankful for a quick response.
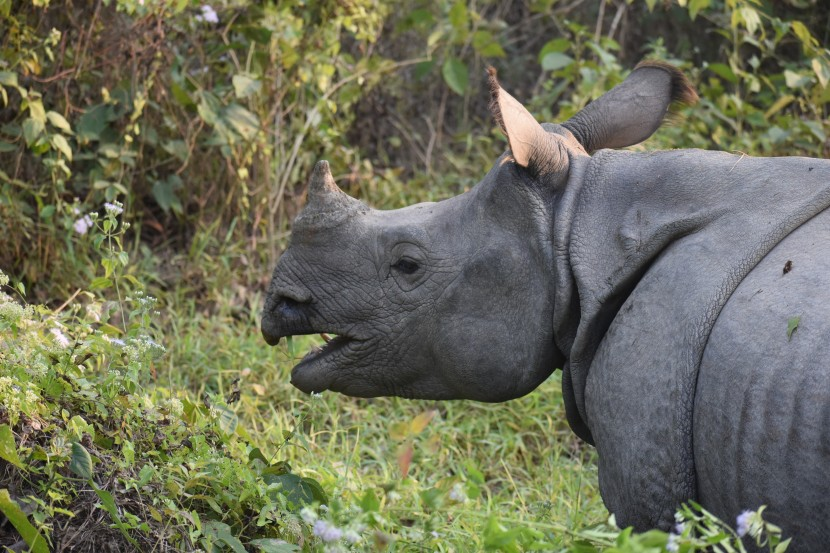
[487,66,507,135]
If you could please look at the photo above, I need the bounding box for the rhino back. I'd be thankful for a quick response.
[694,208,830,551]
[567,151,830,533]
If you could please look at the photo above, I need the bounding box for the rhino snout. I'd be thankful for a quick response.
[261,294,313,346]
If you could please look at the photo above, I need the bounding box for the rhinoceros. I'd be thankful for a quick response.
[261,61,830,549]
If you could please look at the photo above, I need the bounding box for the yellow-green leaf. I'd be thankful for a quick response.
[0,489,49,553]
[787,315,801,341]
[50,133,72,161]
[0,425,24,469]
[410,410,436,435]
[46,110,72,134]
[442,57,468,96]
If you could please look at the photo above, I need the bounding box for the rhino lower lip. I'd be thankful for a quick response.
[290,334,354,393]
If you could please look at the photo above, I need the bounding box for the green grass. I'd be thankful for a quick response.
[160,305,608,550]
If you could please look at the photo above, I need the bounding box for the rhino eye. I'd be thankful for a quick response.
[392,258,420,275]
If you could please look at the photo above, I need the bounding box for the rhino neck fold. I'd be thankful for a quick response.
[556,148,830,530]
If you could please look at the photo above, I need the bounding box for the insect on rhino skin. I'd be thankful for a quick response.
[261,61,830,550]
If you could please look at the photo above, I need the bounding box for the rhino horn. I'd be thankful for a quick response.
[487,67,568,178]
[295,160,368,230]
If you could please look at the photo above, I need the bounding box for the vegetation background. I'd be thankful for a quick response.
[0,0,827,551]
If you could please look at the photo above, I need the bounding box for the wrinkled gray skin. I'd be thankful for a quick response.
[262,62,830,550]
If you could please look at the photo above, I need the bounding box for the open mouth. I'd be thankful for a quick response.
[294,333,352,368]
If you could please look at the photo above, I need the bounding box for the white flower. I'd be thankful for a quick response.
[195,4,219,23]
[108,337,126,347]
[736,509,753,537]
[73,215,93,235]
[312,520,342,542]
[104,201,123,216]
[666,532,679,552]
[300,507,318,524]
[50,327,71,348]
[448,483,466,503]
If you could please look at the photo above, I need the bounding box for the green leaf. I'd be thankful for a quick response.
[787,315,801,341]
[91,484,140,548]
[223,103,260,141]
[812,57,830,89]
[0,141,17,152]
[263,473,317,508]
[472,31,506,58]
[39,205,55,220]
[707,62,737,84]
[232,74,262,99]
[203,521,247,553]
[541,52,574,72]
[537,38,570,64]
[0,71,18,87]
[360,489,380,512]
[687,0,711,20]
[442,57,468,96]
[215,405,238,435]
[448,0,468,31]
[50,133,73,161]
[26,98,46,124]
[69,441,93,479]
[152,174,184,214]
[249,539,300,552]
[0,489,49,553]
[22,117,44,146]
[46,111,72,134]
[77,104,112,143]
[0,425,24,469]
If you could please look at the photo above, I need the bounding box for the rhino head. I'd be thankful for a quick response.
[262,62,696,401]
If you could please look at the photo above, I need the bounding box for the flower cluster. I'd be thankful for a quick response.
[73,214,94,235]
[104,201,124,216]
[195,4,219,23]
[736,509,753,537]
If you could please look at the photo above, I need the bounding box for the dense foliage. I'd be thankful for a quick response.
[1,0,828,551]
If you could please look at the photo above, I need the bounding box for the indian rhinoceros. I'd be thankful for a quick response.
[261,61,830,549]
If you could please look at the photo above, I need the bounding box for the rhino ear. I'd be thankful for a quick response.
[562,61,698,153]
[488,67,567,177]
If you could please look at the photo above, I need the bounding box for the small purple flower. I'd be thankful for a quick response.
[195,4,219,23]
[666,532,679,552]
[104,201,123,216]
[674,522,685,535]
[736,509,753,537]
[73,214,93,235]
[312,519,342,542]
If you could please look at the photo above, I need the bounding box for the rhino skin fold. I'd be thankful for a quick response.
[261,61,830,551]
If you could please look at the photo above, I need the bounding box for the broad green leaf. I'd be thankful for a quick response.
[76,104,113,142]
[22,117,44,146]
[69,441,93,479]
[791,21,816,51]
[39,205,55,220]
[0,141,16,152]
[90,270,108,286]
[687,0,711,20]
[0,425,24,469]
[707,62,737,84]
[249,538,300,552]
[26,98,46,124]
[46,111,72,134]
[0,71,18,87]
[50,134,73,161]
[152,174,184,214]
[0,490,49,553]
[223,103,260,140]
[537,38,570,64]
[215,405,238,435]
[448,0,467,31]
[787,315,801,341]
[541,52,574,72]
[812,57,830,88]
[263,473,316,508]
[472,31,506,58]
[442,57,468,96]
[203,520,247,553]
[232,74,262,99]
[360,489,380,512]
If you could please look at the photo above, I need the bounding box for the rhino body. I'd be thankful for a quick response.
[261,62,830,549]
